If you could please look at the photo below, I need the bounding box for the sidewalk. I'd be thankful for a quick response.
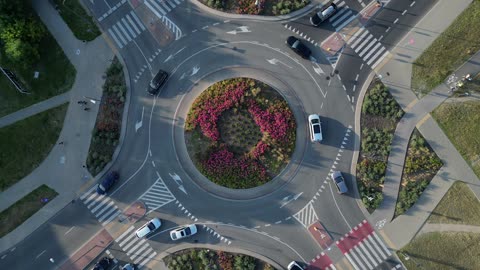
[0,2,114,253]
[355,0,480,249]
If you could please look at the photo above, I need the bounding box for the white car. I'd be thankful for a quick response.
[330,171,348,194]
[308,114,323,142]
[135,218,161,238]
[288,261,303,270]
[170,224,197,240]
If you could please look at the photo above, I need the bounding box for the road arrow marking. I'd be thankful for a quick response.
[135,106,144,132]
[313,62,325,75]
[267,58,292,69]
[169,173,187,194]
[227,26,251,35]
[191,65,200,76]
[164,46,186,63]
[280,192,303,208]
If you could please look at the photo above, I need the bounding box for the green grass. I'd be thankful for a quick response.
[411,0,480,97]
[0,27,76,117]
[432,100,480,180]
[0,104,68,191]
[53,0,101,41]
[0,184,58,238]
[398,232,480,270]
[427,181,480,226]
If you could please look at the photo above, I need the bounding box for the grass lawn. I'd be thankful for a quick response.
[0,27,76,117]
[53,0,101,41]
[427,181,480,226]
[398,232,480,270]
[432,100,480,180]
[0,184,58,238]
[0,104,68,191]
[411,0,480,97]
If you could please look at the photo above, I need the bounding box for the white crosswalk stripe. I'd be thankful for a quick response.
[348,27,390,69]
[322,0,358,32]
[293,201,318,228]
[344,232,392,270]
[106,10,146,49]
[145,0,185,19]
[115,226,158,268]
[80,187,121,226]
[139,176,176,214]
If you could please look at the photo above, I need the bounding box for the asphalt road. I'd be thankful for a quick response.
[1,0,440,269]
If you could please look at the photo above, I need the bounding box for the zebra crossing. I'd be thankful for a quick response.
[107,10,146,49]
[346,27,389,69]
[324,0,358,32]
[336,220,392,270]
[115,226,158,269]
[144,0,185,19]
[80,185,122,226]
[293,201,318,228]
[139,175,176,214]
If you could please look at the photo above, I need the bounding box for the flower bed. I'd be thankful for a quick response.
[199,0,310,16]
[163,248,276,270]
[357,79,404,212]
[86,57,126,175]
[185,78,296,189]
[394,129,442,217]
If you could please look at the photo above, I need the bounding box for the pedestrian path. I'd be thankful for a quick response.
[293,201,318,228]
[115,226,158,269]
[139,175,176,214]
[80,186,122,226]
[107,10,146,49]
[346,26,389,69]
[144,0,185,19]
[336,220,392,270]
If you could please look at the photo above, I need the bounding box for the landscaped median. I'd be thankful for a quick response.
[164,248,276,270]
[199,0,309,16]
[0,104,68,191]
[86,57,126,176]
[411,0,480,97]
[0,184,58,238]
[356,79,404,211]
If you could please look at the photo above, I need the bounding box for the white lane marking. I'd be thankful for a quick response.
[393,18,399,24]
[35,250,46,260]
[328,181,352,230]
[401,10,407,15]
[410,1,416,7]
[64,226,75,235]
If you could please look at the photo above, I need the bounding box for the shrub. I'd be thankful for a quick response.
[272,0,308,15]
[361,128,393,159]
[217,251,234,270]
[234,255,256,270]
[396,180,429,215]
[362,82,404,120]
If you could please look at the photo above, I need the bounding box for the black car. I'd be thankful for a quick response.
[96,171,119,195]
[147,70,168,95]
[92,257,113,270]
[286,36,311,59]
[310,3,338,26]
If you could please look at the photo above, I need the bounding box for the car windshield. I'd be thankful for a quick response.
[147,222,155,230]
[334,176,344,184]
[99,184,106,192]
[311,119,319,124]
[322,6,335,16]
[185,227,191,235]
[313,125,321,134]
[292,40,300,49]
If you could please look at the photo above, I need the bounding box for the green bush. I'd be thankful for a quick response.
[357,159,386,186]
[360,186,383,210]
[362,82,404,120]
[396,180,429,215]
[234,255,256,270]
[361,128,393,158]
[272,0,308,15]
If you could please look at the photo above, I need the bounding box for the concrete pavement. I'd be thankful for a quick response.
[0,1,114,253]
[354,0,480,249]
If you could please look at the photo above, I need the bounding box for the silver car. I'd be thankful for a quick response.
[308,114,323,142]
[170,224,198,240]
[135,218,162,238]
[330,171,348,194]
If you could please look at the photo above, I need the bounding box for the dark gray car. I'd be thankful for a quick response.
[330,171,348,194]
[147,70,168,95]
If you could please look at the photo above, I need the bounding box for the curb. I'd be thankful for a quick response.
[350,71,376,219]
[190,0,318,22]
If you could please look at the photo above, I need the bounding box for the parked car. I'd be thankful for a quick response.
[287,261,303,270]
[310,2,338,26]
[308,114,323,142]
[170,224,198,240]
[330,171,348,194]
[92,257,113,270]
[122,263,135,270]
[96,171,119,195]
[286,36,311,59]
[135,218,162,238]
[147,69,168,95]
